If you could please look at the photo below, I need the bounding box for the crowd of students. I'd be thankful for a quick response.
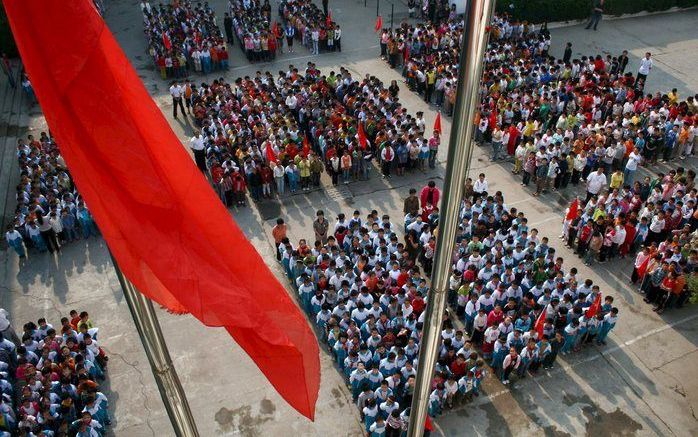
[140,1,229,80]
[6,135,100,259]
[227,0,279,62]
[380,14,538,117]
[0,309,110,436]
[558,166,696,314]
[382,13,697,176]
[179,63,440,207]
[280,0,341,55]
[272,178,619,433]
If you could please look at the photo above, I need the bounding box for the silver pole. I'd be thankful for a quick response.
[406,0,495,435]
[109,252,200,437]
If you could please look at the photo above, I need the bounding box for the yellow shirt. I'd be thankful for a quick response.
[609,172,624,189]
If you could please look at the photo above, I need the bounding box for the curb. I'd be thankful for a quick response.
[543,6,698,29]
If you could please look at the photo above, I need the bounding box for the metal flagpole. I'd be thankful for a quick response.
[406,0,495,434]
[109,252,200,437]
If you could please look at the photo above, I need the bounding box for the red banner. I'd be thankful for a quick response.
[4,0,319,419]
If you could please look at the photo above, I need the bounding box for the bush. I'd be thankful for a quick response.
[497,0,698,23]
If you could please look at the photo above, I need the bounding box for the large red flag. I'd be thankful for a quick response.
[357,121,368,150]
[5,0,319,419]
[534,306,546,339]
[585,293,602,319]
[565,198,579,221]
[375,15,383,33]
[433,111,442,133]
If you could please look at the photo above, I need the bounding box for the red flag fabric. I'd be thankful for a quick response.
[375,15,383,33]
[534,306,546,339]
[357,121,367,150]
[162,32,172,50]
[266,143,278,164]
[326,11,332,27]
[5,0,319,419]
[302,134,311,157]
[565,198,579,221]
[433,112,442,133]
[585,293,602,319]
[637,254,651,280]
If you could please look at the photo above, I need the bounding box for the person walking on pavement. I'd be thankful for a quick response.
[584,0,604,31]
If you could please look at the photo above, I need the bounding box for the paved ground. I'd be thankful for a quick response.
[0,1,697,436]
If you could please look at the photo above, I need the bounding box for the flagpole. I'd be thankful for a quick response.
[406,0,495,435]
[109,252,200,437]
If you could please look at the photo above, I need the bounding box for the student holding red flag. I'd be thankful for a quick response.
[5,0,320,419]
[534,306,547,339]
[560,197,580,241]
[433,111,442,134]
[631,246,651,283]
[357,121,368,150]
[585,292,602,318]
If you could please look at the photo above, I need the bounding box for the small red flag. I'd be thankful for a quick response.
[357,121,367,150]
[637,255,651,280]
[5,0,319,419]
[266,143,278,164]
[302,134,311,157]
[585,293,602,319]
[162,32,172,50]
[565,198,579,221]
[433,111,442,133]
[534,306,546,339]
[326,10,332,27]
[375,15,383,33]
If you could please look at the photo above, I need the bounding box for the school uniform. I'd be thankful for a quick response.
[350,367,369,400]
[597,313,617,344]
[561,324,578,354]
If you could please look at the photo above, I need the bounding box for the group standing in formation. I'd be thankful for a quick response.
[0,309,111,436]
[141,1,229,79]
[179,63,441,207]
[272,178,619,434]
[6,135,99,259]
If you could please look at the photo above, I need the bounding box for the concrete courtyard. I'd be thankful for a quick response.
[0,1,697,436]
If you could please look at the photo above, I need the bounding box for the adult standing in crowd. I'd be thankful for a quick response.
[190,130,207,174]
[637,52,654,85]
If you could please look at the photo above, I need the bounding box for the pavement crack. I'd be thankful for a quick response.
[652,348,698,372]
[600,352,676,436]
[103,347,157,437]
